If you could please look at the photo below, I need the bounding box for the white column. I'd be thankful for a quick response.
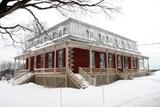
[106,49,110,84]
[28,54,31,71]
[142,58,145,71]
[22,56,25,69]
[122,53,124,71]
[43,49,46,69]
[14,58,16,71]
[66,42,69,72]
[89,46,92,73]
[147,58,150,72]
[54,46,57,72]
[131,54,133,71]
[18,57,20,70]
[115,52,117,71]
[34,52,37,69]
[106,49,108,68]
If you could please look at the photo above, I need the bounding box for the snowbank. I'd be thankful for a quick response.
[0,71,160,107]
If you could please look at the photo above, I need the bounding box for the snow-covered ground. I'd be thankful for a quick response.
[1,72,160,107]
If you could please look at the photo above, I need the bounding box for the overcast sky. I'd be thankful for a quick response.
[0,0,160,69]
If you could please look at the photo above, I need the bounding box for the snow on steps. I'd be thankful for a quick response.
[14,72,34,85]
[67,69,91,89]
[74,74,91,88]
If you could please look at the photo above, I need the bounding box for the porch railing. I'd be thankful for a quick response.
[34,67,66,72]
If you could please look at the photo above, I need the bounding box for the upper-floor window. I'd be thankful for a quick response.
[86,29,96,41]
[58,27,66,37]
[106,36,109,43]
[122,41,125,49]
[114,38,118,47]
[98,34,101,42]
[58,29,63,37]
[101,35,109,43]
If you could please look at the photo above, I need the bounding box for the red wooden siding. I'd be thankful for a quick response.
[94,51,100,68]
[128,57,131,69]
[36,55,41,68]
[26,58,29,69]
[30,56,34,71]
[72,48,89,73]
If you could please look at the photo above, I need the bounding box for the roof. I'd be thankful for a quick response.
[27,18,137,43]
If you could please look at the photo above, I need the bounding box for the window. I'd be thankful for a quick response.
[108,53,114,68]
[101,35,109,43]
[114,39,118,47]
[117,56,122,69]
[98,34,101,42]
[48,53,52,68]
[86,30,89,37]
[106,36,109,43]
[89,31,96,41]
[100,53,105,68]
[58,27,66,37]
[58,29,63,37]
[92,52,95,67]
[122,41,124,49]
[86,29,96,41]
[40,55,44,68]
[133,58,137,69]
[58,50,64,67]
[124,56,129,69]
[63,27,66,35]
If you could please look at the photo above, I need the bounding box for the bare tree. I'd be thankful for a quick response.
[0,0,120,44]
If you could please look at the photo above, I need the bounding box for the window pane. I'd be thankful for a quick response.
[100,53,105,67]
[48,53,52,68]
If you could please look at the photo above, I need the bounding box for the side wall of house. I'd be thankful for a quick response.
[72,48,89,73]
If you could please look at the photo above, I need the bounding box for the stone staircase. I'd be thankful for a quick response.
[67,68,91,89]
[13,72,34,85]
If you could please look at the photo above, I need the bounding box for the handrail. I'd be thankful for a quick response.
[14,72,27,80]
[67,68,85,89]
[79,67,96,85]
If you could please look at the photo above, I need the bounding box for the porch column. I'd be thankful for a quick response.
[54,46,57,72]
[122,53,125,71]
[43,49,46,69]
[142,58,145,71]
[23,55,25,69]
[147,58,150,72]
[106,49,110,84]
[14,58,16,71]
[28,54,31,71]
[115,52,117,71]
[34,52,37,69]
[66,42,69,72]
[89,46,92,73]
[131,54,133,72]
[106,49,108,68]
[18,57,20,70]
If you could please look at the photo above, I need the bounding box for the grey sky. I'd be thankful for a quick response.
[0,0,160,69]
